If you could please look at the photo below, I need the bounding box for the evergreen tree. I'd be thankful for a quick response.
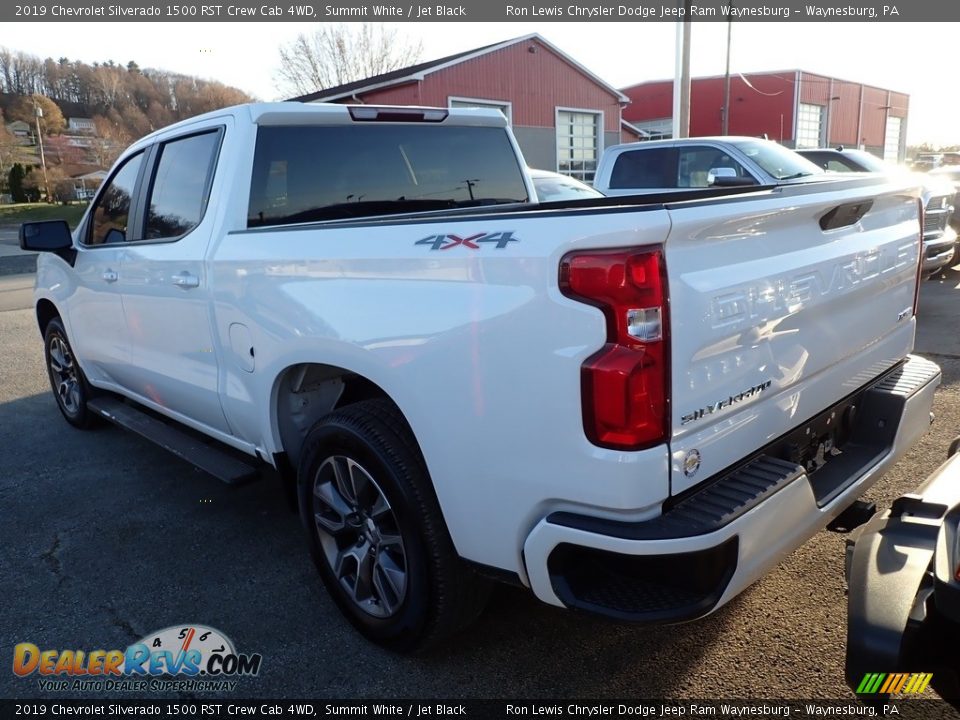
[8,162,26,202]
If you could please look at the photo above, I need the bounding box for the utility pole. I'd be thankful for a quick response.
[722,3,733,135]
[672,0,692,139]
[462,179,479,201]
[34,102,51,203]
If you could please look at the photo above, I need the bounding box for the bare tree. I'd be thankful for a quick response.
[92,114,133,168]
[275,24,423,98]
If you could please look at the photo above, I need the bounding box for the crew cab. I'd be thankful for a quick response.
[21,103,940,651]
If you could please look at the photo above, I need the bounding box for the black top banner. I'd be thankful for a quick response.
[1,700,959,720]
[3,0,955,22]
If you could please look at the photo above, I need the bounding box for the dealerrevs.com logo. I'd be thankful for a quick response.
[13,625,262,692]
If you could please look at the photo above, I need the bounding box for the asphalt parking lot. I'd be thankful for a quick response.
[2,239,960,703]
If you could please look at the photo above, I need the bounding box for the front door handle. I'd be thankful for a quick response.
[172,271,200,289]
[102,269,118,283]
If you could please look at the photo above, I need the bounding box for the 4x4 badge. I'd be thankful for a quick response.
[415,231,519,250]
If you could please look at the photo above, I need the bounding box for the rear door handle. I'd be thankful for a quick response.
[172,271,200,289]
[102,269,118,283]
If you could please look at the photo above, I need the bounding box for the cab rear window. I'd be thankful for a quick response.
[247,124,529,227]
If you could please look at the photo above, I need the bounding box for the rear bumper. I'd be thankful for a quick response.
[923,228,957,275]
[523,355,941,622]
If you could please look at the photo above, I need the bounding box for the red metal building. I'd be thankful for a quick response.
[622,70,909,161]
[292,34,631,182]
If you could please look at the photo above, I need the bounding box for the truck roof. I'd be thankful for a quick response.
[131,102,509,148]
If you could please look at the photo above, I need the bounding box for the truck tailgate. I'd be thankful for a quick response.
[665,178,921,495]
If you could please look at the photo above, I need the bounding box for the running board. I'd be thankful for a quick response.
[87,397,260,485]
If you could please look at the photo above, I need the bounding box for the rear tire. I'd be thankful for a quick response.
[297,398,491,652]
[43,317,99,429]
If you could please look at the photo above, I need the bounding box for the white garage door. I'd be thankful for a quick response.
[884,117,902,161]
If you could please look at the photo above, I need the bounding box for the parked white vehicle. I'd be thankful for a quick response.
[22,103,940,651]
[593,136,826,196]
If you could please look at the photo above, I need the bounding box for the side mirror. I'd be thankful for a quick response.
[20,220,73,252]
[708,167,757,187]
[103,228,126,245]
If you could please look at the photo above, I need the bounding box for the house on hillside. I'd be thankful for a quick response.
[290,34,633,183]
[71,169,107,200]
[67,117,97,134]
[6,120,33,144]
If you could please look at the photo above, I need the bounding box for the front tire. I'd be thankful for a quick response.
[297,399,491,652]
[43,317,99,429]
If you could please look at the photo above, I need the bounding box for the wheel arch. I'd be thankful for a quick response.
[35,298,60,337]
[271,362,423,473]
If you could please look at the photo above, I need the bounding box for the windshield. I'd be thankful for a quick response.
[532,174,603,201]
[730,140,824,181]
[841,150,889,172]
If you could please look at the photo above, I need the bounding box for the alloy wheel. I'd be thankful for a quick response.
[48,334,81,416]
[312,455,407,618]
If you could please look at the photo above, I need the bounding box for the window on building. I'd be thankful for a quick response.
[635,118,673,142]
[796,103,825,148]
[448,98,511,124]
[557,109,601,183]
[884,117,903,162]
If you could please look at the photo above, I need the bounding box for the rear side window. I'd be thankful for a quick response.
[145,130,221,240]
[609,148,678,189]
[247,124,528,227]
[88,152,143,245]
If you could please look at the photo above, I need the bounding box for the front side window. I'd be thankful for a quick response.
[145,131,221,240]
[247,124,528,228]
[826,158,859,173]
[677,147,750,187]
[88,152,143,245]
[557,110,600,183]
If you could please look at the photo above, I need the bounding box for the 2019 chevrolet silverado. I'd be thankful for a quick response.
[21,103,940,651]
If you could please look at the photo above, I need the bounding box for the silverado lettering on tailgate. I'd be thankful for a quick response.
[681,380,774,425]
[710,240,917,330]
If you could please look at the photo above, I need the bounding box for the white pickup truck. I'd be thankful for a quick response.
[22,103,940,651]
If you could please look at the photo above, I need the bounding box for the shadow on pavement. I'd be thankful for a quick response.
[0,390,725,699]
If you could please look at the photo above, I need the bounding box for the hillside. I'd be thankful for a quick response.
[0,46,253,198]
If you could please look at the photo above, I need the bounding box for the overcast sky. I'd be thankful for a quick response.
[7,21,955,146]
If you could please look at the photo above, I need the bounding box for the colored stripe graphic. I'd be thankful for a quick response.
[858,672,933,694]
[868,674,887,693]
[879,674,895,694]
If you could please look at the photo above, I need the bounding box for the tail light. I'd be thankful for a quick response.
[559,247,670,451]
[914,197,924,315]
